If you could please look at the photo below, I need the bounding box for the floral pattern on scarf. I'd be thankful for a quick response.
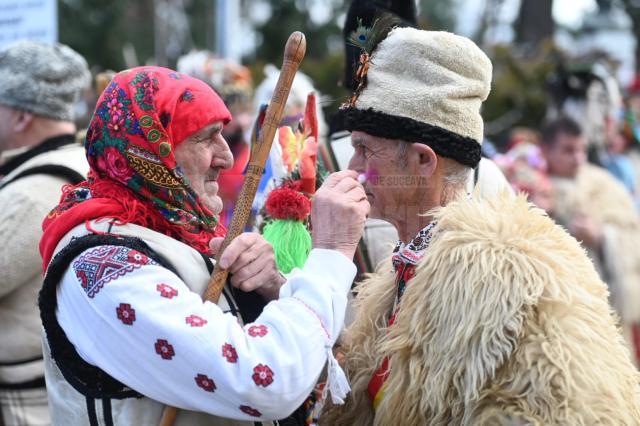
[41,66,231,266]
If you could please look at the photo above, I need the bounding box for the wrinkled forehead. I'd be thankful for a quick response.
[184,121,225,142]
[350,130,405,150]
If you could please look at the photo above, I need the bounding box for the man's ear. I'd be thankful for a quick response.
[13,109,34,133]
[411,143,437,177]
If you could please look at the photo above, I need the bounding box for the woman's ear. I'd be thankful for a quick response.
[411,143,438,177]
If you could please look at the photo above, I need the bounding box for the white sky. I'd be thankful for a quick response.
[553,0,598,28]
[456,0,598,38]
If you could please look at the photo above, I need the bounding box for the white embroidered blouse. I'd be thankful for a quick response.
[56,246,355,421]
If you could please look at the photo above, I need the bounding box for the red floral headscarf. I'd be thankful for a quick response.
[40,66,232,270]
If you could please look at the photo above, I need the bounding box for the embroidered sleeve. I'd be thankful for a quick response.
[57,245,356,421]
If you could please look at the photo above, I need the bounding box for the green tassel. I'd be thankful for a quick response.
[262,219,311,274]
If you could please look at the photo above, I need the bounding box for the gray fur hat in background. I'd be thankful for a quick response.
[0,40,91,121]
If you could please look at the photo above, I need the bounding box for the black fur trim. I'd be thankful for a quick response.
[341,107,482,168]
[39,234,176,399]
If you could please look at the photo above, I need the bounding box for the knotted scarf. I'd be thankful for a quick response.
[40,66,232,270]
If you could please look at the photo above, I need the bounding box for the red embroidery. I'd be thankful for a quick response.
[154,339,175,360]
[292,297,330,340]
[252,364,274,387]
[185,314,207,327]
[194,374,216,392]
[222,343,238,363]
[127,251,150,265]
[156,283,178,299]
[247,324,268,337]
[73,246,156,298]
[239,405,262,417]
[402,264,417,282]
[116,303,136,325]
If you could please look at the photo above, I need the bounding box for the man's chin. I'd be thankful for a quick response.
[202,196,223,215]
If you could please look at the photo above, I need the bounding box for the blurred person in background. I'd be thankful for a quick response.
[254,64,328,142]
[494,137,555,213]
[540,116,640,365]
[0,40,90,426]
[546,60,640,201]
[546,61,621,167]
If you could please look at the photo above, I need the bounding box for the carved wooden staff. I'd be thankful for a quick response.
[159,31,306,426]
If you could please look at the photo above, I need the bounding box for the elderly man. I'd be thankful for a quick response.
[38,67,369,425]
[321,27,640,425]
[0,40,90,426]
[541,116,640,366]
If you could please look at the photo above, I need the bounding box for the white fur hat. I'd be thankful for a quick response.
[341,27,492,168]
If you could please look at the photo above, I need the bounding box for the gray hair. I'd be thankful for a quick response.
[443,160,471,188]
[395,140,411,167]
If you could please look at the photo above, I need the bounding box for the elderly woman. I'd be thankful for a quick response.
[38,67,369,425]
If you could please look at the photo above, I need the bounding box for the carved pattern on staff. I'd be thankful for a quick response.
[158,31,307,426]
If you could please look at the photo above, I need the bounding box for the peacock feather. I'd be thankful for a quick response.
[347,15,404,55]
[347,18,373,52]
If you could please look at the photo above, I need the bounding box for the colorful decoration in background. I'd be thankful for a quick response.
[494,142,548,195]
[261,92,319,274]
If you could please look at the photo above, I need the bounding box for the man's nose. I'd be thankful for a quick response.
[348,153,364,172]
[213,138,234,170]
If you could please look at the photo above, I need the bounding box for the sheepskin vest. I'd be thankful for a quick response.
[41,220,270,426]
[322,192,640,425]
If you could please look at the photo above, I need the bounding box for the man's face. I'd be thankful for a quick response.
[174,121,233,214]
[347,131,423,221]
[543,132,586,178]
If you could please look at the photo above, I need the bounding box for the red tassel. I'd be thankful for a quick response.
[265,187,311,221]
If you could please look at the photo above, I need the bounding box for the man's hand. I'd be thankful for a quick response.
[570,212,603,249]
[210,233,285,301]
[311,170,370,259]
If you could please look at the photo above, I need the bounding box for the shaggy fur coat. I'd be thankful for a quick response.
[321,192,640,425]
